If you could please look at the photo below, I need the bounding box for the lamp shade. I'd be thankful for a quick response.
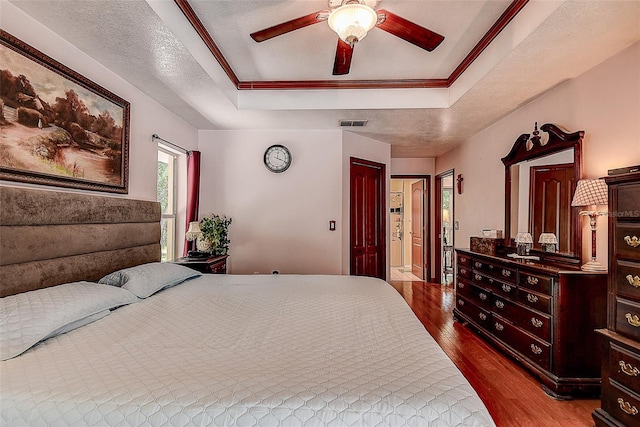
[185,221,202,242]
[515,232,533,244]
[571,179,608,207]
[538,233,558,244]
[328,3,377,45]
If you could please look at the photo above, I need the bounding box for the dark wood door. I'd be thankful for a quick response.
[411,180,424,279]
[350,158,386,280]
[530,164,575,253]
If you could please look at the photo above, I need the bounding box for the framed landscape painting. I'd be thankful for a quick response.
[0,30,130,193]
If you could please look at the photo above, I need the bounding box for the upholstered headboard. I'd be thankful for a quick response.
[0,186,161,297]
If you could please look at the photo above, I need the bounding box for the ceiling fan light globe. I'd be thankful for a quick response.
[328,4,377,43]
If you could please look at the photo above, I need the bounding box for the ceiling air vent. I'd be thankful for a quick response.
[339,119,368,127]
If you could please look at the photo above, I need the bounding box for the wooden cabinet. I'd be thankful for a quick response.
[593,171,640,427]
[173,255,228,274]
[454,248,607,398]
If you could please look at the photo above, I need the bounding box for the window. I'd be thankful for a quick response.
[157,147,177,261]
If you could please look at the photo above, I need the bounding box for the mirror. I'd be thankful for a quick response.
[502,123,583,265]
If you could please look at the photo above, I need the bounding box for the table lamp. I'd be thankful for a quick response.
[571,178,608,271]
[185,221,203,253]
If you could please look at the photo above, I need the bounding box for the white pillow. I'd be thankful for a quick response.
[0,282,139,360]
[42,310,110,341]
[98,262,201,298]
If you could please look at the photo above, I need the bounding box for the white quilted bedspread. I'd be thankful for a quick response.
[1,275,495,426]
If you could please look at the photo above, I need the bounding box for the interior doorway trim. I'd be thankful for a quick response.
[435,169,454,285]
[390,175,431,281]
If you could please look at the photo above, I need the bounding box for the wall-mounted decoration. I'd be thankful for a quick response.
[263,144,292,173]
[0,30,130,193]
[456,174,463,194]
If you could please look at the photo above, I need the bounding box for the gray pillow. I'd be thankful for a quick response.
[0,282,139,360]
[99,262,201,298]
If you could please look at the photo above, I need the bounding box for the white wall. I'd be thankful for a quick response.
[436,41,640,267]
[198,130,343,275]
[0,2,198,203]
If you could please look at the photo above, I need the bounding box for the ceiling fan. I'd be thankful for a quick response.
[250,0,445,76]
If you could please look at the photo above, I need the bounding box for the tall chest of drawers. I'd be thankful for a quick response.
[454,249,607,398]
[593,171,640,427]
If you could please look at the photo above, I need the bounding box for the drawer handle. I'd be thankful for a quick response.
[460,268,467,275]
[617,398,639,416]
[488,264,494,270]
[458,282,465,289]
[619,360,640,377]
[479,293,488,301]
[495,300,505,309]
[625,236,640,248]
[527,293,539,303]
[502,269,512,278]
[475,273,482,281]
[458,299,465,306]
[527,276,539,285]
[495,322,504,331]
[627,275,640,288]
[531,317,543,328]
[530,344,543,355]
[502,284,512,292]
[489,278,495,284]
[626,313,640,327]
[475,262,483,268]
[460,257,467,263]
[479,313,487,321]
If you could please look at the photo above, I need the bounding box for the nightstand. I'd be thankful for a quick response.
[173,254,228,274]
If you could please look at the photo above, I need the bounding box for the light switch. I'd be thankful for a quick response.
[329,220,336,231]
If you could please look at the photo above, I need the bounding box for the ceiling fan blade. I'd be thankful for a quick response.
[332,39,354,75]
[375,9,444,51]
[251,10,329,42]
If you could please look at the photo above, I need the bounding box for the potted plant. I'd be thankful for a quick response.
[197,214,232,256]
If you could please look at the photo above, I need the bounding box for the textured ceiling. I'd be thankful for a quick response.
[7,0,640,157]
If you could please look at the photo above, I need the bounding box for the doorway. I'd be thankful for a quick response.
[435,170,454,285]
[390,176,430,281]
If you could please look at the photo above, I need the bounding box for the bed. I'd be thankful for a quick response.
[0,186,495,426]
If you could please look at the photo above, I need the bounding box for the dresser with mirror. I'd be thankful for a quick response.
[454,123,608,399]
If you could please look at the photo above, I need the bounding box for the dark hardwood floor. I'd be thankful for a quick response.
[389,280,599,427]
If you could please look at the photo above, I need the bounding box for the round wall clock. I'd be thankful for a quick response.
[263,144,292,173]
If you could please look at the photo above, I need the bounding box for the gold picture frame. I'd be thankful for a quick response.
[0,30,130,193]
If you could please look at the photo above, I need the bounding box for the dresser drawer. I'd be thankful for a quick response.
[617,181,640,215]
[615,259,640,302]
[457,264,471,279]
[473,271,517,300]
[458,253,471,267]
[602,379,640,427]
[609,342,640,394]
[492,296,551,342]
[616,297,640,340]
[492,314,551,371]
[456,277,472,298]
[615,223,640,261]
[518,271,552,295]
[456,296,492,331]
[517,288,552,315]
[469,283,492,311]
[472,259,516,284]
